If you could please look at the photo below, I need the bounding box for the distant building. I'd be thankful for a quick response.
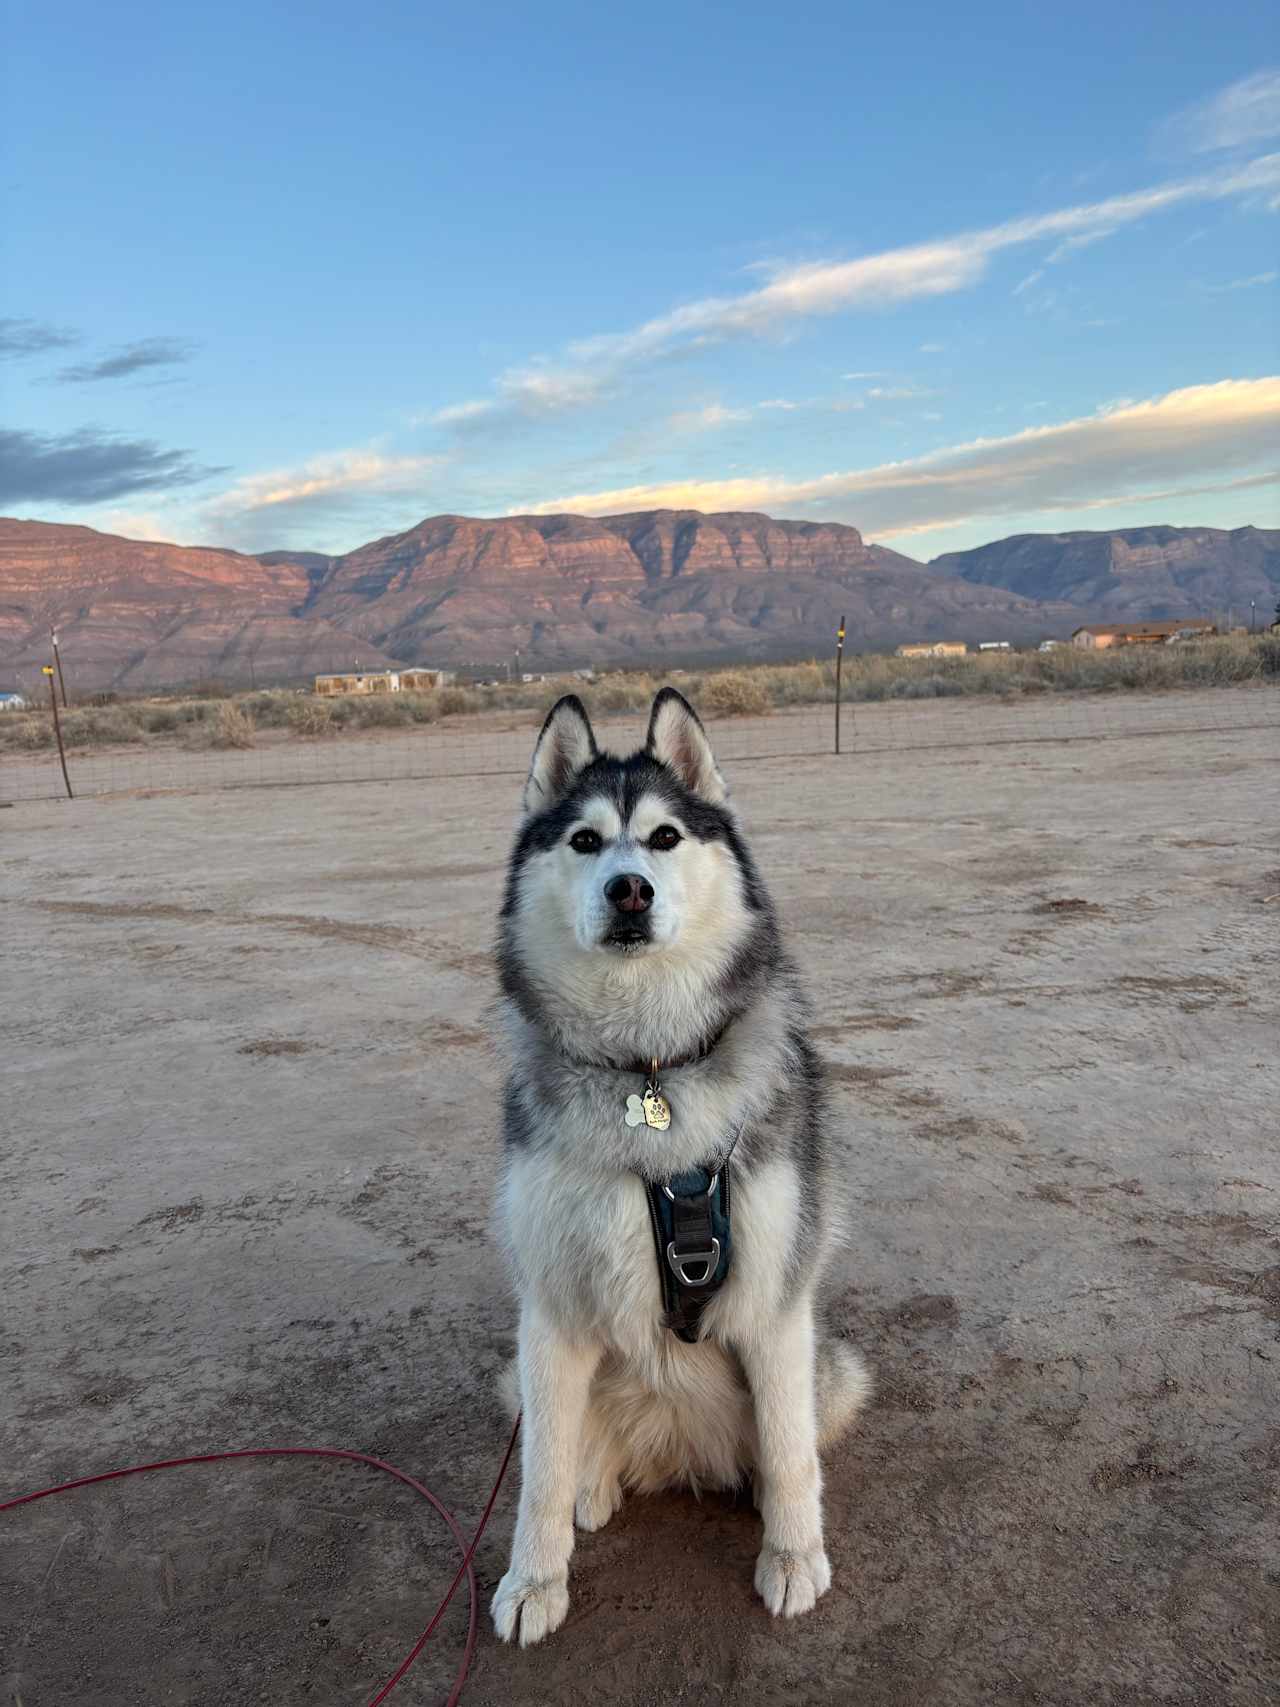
[1038,639,1064,652]
[978,641,1012,652]
[895,641,968,659]
[314,670,401,695]
[1071,620,1216,650]
[0,690,27,711]
[399,667,456,691]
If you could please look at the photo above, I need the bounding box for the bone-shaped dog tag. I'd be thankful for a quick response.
[624,1093,646,1127]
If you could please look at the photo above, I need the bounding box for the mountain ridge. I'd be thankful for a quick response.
[932,524,1280,619]
[0,510,1269,691]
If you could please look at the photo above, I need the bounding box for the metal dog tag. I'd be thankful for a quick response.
[624,1086,672,1130]
[642,1085,672,1131]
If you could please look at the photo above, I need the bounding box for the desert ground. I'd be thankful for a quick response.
[2,699,1278,1705]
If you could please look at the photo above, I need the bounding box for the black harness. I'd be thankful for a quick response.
[643,1163,734,1343]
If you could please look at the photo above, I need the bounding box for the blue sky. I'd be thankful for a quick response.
[3,0,1277,559]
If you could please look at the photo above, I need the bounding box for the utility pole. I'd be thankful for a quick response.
[43,665,73,798]
[50,627,68,707]
[834,614,846,755]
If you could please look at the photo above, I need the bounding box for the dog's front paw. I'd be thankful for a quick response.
[491,1569,570,1646]
[754,1544,832,1617]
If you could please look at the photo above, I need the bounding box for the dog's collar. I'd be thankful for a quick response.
[550,1021,728,1078]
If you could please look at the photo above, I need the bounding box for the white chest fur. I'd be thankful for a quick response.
[498,1138,804,1360]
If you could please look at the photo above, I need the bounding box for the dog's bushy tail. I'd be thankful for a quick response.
[496,1354,521,1420]
[815,1339,873,1448]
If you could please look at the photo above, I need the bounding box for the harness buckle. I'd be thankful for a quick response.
[661,1172,718,1202]
[666,1236,720,1288]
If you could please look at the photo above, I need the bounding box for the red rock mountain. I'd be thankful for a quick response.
[0,507,1187,693]
[0,518,395,690]
[293,510,1074,672]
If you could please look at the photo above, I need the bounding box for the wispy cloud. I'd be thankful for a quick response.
[1157,69,1280,155]
[521,377,1280,540]
[54,337,198,385]
[1198,270,1277,293]
[429,154,1280,433]
[206,448,447,523]
[0,426,222,506]
[667,403,753,432]
[429,363,611,429]
[429,399,496,427]
[0,318,81,359]
[1045,226,1124,264]
[918,342,946,353]
[757,398,799,411]
[866,385,931,401]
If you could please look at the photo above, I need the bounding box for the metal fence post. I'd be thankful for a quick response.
[834,615,846,755]
[43,666,74,799]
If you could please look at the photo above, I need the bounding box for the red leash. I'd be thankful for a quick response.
[0,1417,521,1707]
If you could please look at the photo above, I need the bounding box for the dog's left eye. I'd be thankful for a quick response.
[569,828,602,854]
[649,825,682,851]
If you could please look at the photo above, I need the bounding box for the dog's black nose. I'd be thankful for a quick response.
[605,872,654,914]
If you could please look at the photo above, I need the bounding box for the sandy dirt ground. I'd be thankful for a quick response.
[2,703,1278,1705]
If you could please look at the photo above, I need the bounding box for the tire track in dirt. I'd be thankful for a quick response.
[30,897,487,971]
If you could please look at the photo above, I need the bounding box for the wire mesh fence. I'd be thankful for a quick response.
[3,681,1277,805]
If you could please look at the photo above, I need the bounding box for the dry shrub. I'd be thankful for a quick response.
[352,693,416,728]
[437,685,483,715]
[403,691,439,723]
[700,670,772,718]
[240,691,294,728]
[0,711,55,751]
[765,661,830,705]
[210,701,256,749]
[287,698,336,738]
[60,705,147,747]
[590,673,657,714]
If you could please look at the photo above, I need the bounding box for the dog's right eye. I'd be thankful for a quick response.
[569,828,602,854]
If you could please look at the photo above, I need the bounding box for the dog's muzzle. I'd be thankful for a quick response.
[601,871,654,948]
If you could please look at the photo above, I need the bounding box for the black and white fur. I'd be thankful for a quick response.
[491,688,870,1645]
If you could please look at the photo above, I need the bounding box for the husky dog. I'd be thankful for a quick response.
[491,688,870,1646]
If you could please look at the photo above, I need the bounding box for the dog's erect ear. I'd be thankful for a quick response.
[524,695,598,814]
[645,687,728,804]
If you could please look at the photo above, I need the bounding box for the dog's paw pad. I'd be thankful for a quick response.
[575,1478,622,1532]
[491,1571,570,1646]
[754,1545,832,1617]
